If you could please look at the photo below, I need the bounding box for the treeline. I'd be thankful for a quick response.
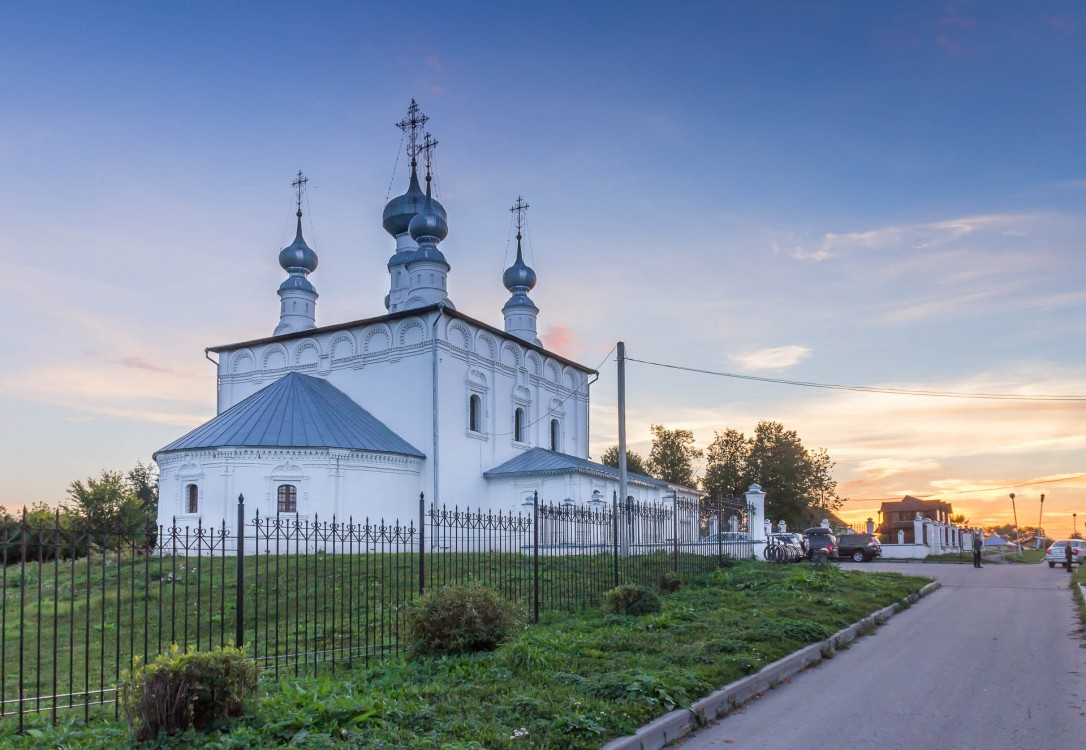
[1,461,158,564]
[599,420,844,531]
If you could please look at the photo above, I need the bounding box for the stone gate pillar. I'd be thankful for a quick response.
[745,484,766,541]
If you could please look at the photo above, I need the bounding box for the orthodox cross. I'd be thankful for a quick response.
[291,170,308,214]
[396,99,429,165]
[419,132,438,179]
[510,196,529,238]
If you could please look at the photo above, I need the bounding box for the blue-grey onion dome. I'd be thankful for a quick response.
[279,220,318,273]
[412,241,448,265]
[278,275,316,293]
[502,291,538,313]
[408,202,448,243]
[503,247,536,291]
[383,168,446,237]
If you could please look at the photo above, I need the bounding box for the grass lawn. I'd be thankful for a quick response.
[0,561,930,749]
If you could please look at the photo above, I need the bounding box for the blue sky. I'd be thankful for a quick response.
[3,1,1084,532]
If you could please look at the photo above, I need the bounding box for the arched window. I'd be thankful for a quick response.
[514,407,525,443]
[549,419,560,451]
[185,484,198,514]
[468,394,481,433]
[277,484,297,514]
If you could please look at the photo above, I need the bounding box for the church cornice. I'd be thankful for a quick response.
[208,304,595,376]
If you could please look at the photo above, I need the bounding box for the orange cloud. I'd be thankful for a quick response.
[541,326,580,359]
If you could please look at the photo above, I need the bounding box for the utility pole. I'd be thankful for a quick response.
[1037,493,1045,550]
[617,341,629,557]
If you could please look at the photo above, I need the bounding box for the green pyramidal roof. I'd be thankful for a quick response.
[156,372,424,458]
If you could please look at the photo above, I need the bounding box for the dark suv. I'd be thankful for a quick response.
[803,528,838,560]
[837,533,882,562]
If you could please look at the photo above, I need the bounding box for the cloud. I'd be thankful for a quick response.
[541,326,580,359]
[850,458,943,482]
[784,213,1042,263]
[111,357,175,374]
[730,345,812,371]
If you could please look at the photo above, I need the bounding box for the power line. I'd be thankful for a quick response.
[625,357,1086,402]
[845,473,1086,502]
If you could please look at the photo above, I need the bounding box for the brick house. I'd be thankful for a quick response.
[878,496,953,543]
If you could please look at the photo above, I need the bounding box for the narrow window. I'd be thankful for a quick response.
[469,394,481,433]
[549,419,560,451]
[277,484,297,514]
[185,484,198,514]
[514,407,525,442]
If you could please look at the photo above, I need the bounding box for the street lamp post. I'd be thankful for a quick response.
[1010,493,1022,556]
[1037,493,1045,549]
[1075,512,1078,538]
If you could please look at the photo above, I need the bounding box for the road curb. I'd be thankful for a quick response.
[599,581,941,750]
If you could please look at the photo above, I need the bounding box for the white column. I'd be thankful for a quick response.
[913,515,925,545]
[745,484,766,541]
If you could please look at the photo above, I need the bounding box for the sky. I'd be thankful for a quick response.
[2,1,1084,535]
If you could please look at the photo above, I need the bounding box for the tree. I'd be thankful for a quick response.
[646,424,702,487]
[127,460,159,517]
[806,447,843,514]
[127,460,160,549]
[700,420,845,531]
[701,428,750,501]
[66,470,148,550]
[949,513,969,526]
[599,445,649,477]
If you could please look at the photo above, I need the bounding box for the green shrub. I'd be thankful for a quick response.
[405,584,524,657]
[658,572,681,593]
[602,584,661,616]
[120,644,257,741]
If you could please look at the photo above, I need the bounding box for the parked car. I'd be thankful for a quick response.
[802,527,838,560]
[1046,539,1086,568]
[837,532,883,562]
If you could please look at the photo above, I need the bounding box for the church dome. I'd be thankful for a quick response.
[408,198,448,244]
[383,167,446,237]
[503,248,536,291]
[278,215,318,273]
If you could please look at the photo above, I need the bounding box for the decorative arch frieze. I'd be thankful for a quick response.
[447,321,473,350]
[328,333,356,361]
[398,318,427,346]
[545,360,561,384]
[467,368,489,389]
[475,332,497,361]
[293,339,320,367]
[563,367,579,390]
[363,325,393,353]
[231,349,255,375]
[500,342,522,369]
[525,351,543,377]
[262,344,289,371]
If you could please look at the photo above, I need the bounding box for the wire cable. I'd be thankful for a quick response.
[625,357,1086,402]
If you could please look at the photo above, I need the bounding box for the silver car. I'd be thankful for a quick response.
[1046,539,1086,568]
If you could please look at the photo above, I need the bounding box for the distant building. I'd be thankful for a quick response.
[877,496,953,543]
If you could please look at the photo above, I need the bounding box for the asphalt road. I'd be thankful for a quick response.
[670,561,1086,750]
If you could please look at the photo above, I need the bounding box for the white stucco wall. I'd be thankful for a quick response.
[158,308,594,537]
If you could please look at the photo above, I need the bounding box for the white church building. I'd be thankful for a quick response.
[154,100,701,535]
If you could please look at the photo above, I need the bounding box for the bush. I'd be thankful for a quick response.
[602,584,661,616]
[120,644,258,741]
[405,584,524,657]
[658,572,681,593]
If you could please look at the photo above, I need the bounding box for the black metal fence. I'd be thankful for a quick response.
[0,493,753,729]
